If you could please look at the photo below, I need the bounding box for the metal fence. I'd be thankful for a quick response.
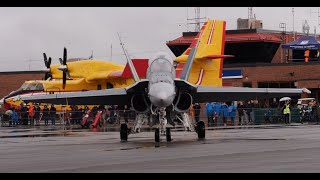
[0,108,316,127]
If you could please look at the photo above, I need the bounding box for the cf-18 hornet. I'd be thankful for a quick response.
[21,19,310,142]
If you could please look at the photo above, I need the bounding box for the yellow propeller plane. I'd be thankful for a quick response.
[2,48,149,111]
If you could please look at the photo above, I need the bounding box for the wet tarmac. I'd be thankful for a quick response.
[1,123,320,172]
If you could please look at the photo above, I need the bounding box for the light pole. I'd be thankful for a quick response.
[292,8,295,40]
[280,23,287,63]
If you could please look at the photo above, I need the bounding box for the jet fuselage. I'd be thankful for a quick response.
[147,53,176,108]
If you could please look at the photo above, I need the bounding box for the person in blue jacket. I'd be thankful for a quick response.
[206,102,214,127]
[10,108,19,126]
[228,102,237,126]
[214,102,222,126]
[211,102,217,126]
[221,102,229,126]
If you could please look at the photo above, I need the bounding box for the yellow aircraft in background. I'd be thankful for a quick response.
[3,21,234,111]
[2,48,149,110]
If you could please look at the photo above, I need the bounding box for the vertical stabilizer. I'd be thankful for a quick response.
[176,19,228,86]
[118,33,140,82]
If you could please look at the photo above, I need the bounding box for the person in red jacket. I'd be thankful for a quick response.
[304,49,310,62]
[28,103,35,126]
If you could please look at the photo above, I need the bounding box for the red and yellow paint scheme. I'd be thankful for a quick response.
[3,19,232,111]
[175,19,233,86]
[2,58,149,111]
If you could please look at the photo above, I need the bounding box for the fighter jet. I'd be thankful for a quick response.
[20,19,310,142]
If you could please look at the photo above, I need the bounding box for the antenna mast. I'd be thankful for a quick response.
[186,7,189,32]
[195,7,200,32]
[187,7,206,32]
[310,8,319,37]
[248,7,253,19]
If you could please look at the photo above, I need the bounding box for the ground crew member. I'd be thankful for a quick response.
[304,49,310,62]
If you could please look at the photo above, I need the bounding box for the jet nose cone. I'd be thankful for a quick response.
[157,92,167,101]
[149,82,175,108]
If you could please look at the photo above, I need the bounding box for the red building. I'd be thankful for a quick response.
[166,23,320,103]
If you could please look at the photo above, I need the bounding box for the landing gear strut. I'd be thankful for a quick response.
[151,107,170,142]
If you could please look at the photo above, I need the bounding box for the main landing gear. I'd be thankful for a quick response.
[120,123,131,142]
[166,127,172,142]
[195,120,205,139]
[119,115,205,142]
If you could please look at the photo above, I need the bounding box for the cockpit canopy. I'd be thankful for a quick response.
[148,52,173,68]
[147,52,175,84]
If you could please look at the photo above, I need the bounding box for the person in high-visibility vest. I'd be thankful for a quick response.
[282,100,291,124]
[304,49,310,62]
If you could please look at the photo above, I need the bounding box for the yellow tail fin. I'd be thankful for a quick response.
[176,19,228,87]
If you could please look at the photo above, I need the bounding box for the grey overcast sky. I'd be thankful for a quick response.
[0,7,318,72]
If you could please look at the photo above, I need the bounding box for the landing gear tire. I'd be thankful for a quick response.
[196,120,205,139]
[155,128,160,142]
[166,127,171,142]
[120,123,128,142]
[82,123,90,129]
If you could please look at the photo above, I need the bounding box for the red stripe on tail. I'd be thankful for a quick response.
[219,21,226,79]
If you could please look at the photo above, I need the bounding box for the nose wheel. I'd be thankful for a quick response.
[120,123,130,142]
[166,127,171,142]
[155,127,172,142]
[155,128,160,142]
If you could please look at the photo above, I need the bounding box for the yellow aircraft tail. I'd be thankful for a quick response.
[176,19,232,86]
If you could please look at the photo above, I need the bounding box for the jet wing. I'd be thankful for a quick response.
[20,88,128,105]
[20,80,149,105]
[193,86,310,103]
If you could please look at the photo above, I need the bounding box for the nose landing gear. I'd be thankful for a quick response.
[154,127,172,142]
